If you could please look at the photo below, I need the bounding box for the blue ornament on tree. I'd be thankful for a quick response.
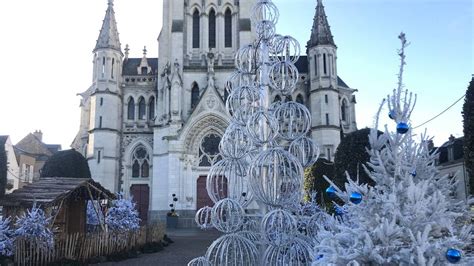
[396,122,409,134]
[446,248,461,263]
[410,170,417,177]
[325,186,336,198]
[349,192,362,204]
[388,110,395,120]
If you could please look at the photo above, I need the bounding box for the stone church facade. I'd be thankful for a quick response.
[72,0,357,223]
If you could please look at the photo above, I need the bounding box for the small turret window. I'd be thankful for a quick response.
[138,97,146,120]
[127,97,135,120]
[209,9,216,48]
[141,67,148,75]
[99,116,103,128]
[314,55,318,76]
[102,57,106,78]
[224,9,232,48]
[191,82,200,109]
[341,99,348,121]
[326,113,329,125]
[325,94,328,104]
[323,54,327,75]
[97,150,101,164]
[111,58,115,79]
[193,10,200,48]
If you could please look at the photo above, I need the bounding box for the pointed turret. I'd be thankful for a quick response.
[94,0,121,52]
[308,0,335,48]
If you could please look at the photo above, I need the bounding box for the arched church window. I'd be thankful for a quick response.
[131,146,150,178]
[111,58,115,79]
[323,54,327,75]
[341,99,348,121]
[199,133,222,167]
[209,9,216,48]
[274,95,281,103]
[193,10,200,48]
[127,97,135,120]
[296,94,304,104]
[191,82,200,109]
[149,96,155,120]
[138,97,146,120]
[224,9,232,48]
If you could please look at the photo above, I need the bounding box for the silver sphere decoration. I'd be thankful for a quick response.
[206,233,259,266]
[262,238,313,266]
[255,20,276,40]
[211,199,245,233]
[269,61,299,95]
[261,209,297,246]
[226,85,260,126]
[246,109,279,145]
[274,35,301,64]
[195,206,213,230]
[225,70,254,93]
[274,102,311,141]
[235,44,258,74]
[207,158,252,206]
[219,124,253,159]
[306,212,334,238]
[249,148,303,207]
[251,0,280,25]
[188,256,212,266]
[289,136,320,168]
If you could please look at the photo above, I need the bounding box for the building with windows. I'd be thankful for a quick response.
[72,0,357,224]
[0,135,19,193]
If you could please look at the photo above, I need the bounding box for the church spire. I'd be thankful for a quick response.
[308,0,335,48]
[94,0,121,52]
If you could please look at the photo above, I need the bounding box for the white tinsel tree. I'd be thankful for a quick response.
[312,33,473,265]
[105,194,140,232]
[0,217,14,257]
[87,200,105,226]
[14,202,54,250]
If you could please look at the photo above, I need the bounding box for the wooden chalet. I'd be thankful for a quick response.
[0,177,115,235]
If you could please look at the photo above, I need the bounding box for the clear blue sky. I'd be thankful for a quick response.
[0,0,472,148]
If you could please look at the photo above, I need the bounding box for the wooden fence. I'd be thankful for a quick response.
[14,223,165,266]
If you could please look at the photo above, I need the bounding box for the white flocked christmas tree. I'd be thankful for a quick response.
[105,194,140,232]
[312,33,473,266]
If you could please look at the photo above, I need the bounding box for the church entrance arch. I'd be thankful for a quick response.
[130,184,149,225]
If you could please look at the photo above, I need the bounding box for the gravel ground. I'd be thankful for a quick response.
[93,229,220,266]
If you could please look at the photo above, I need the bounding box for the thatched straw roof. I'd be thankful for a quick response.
[0,177,115,208]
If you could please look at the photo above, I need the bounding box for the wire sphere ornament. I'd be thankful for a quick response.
[226,85,261,126]
[206,158,252,207]
[261,209,298,246]
[249,148,304,207]
[306,212,334,238]
[195,206,213,230]
[206,233,259,266]
[255,20,276,40]
[269,61,299,95]
[289,136,320,168]
[273,35,301,64]
[237,230,261,245]
[274,102,311,141]
[262,238,313,266]
[188,256,212,266]
[219,124,253,160]
[246,109,280,145]
[211,199,245,233]
[235,44,259,74]
[225,70,254,93]
[251,0,279,25]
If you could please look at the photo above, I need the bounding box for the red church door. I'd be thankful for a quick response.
[130,184,149,225]
[196,176,227,210]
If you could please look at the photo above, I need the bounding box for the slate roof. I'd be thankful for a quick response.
[15,133,53,156]
[123,58,158,76]
[0,135,8,146]
[94,1,121,52]
[0,177,115,207]
[308,0,336,47]
[337,76,349,88]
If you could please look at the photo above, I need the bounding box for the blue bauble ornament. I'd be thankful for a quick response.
[410,170,417,177]
[326,186,336,198]
[349,192,362,204]
[396,122,409,134]
[315,254,324,260]
[446,248,461,263]
[388,110,395,120]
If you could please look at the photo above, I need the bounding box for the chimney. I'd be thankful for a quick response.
[33,130,43,142]
[448,134,455,143]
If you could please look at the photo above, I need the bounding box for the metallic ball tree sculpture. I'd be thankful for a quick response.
[191,0,320,265]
